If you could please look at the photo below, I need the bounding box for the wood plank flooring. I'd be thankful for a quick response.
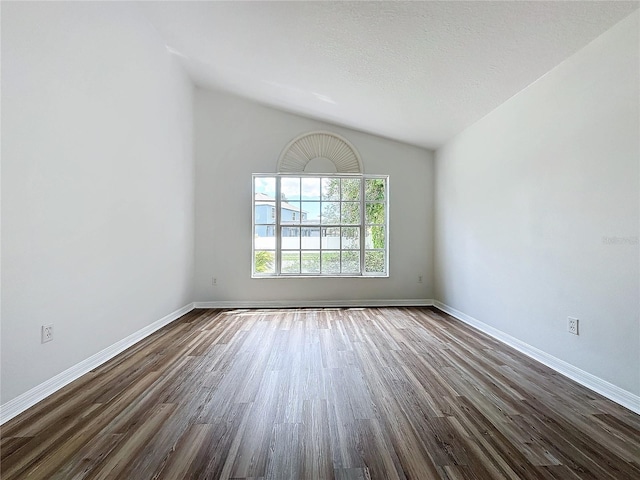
[1,307,639,479]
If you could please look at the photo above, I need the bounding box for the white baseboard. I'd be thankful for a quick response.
[433,301,640,415]
[0,303,196,425]
[194,299,435,309]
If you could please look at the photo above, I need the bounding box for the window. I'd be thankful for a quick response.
[253,174,388,277]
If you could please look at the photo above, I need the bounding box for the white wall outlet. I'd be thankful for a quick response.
[41,324,54,343]
[567,317,579,335]
[418,275,423,283]
[212,277,217,286]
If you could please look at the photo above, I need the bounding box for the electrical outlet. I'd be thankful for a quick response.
[41,324,54,343]
[212,277,217,286]
[567,317,579,335]
[418,275,423,283]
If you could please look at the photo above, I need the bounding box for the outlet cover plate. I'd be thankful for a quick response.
[567,317,579,335]
[41,324,54,343]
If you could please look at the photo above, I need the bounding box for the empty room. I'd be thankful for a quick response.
[1,1,639,479]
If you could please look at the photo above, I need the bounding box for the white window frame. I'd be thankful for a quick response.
[252,173,389,278]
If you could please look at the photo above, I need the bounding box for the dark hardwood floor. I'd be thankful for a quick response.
[1,307,639,479]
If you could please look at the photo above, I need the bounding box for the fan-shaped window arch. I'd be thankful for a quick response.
[277,131,363,174]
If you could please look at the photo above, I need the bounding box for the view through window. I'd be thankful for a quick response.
[253,174,388,277]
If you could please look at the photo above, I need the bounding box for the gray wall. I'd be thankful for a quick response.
[435,12,639,395]
[1,2,195,404]
[194,89,435,304]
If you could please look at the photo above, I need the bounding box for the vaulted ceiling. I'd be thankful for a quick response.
[139,1,639,149]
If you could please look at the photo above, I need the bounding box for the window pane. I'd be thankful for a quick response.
[365,251,385,274]
[365,226,386,249]
[301,227,320,249]
[281,251,300,274]
[321,202,340,224]
[281,201,301,225]
[281,227,300,249]
[301,251,320,274]
[341,202,360,225]
[341,227,359,249]
[302,177,321,201]
[365,203,385,225]
[281,177,301,200]
[341,178,361,201]
[321,227,340,249]
[342,251,360,274]
[254,202,275,224]
[255,177,276,198]
[254,251,275,274]
[321,177,341,201]
[365,178,385,201]
[321,251,340,274]
[301,201,320,223]
[255,226,276,250]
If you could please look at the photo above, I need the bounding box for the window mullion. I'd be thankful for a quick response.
[275,178,281,276]
[385,177,389,275]
[339,181,343,274]
[360,177,365,276]
[252,175,256,275]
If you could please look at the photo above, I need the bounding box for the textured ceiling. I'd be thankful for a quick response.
[139,1,639,150]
